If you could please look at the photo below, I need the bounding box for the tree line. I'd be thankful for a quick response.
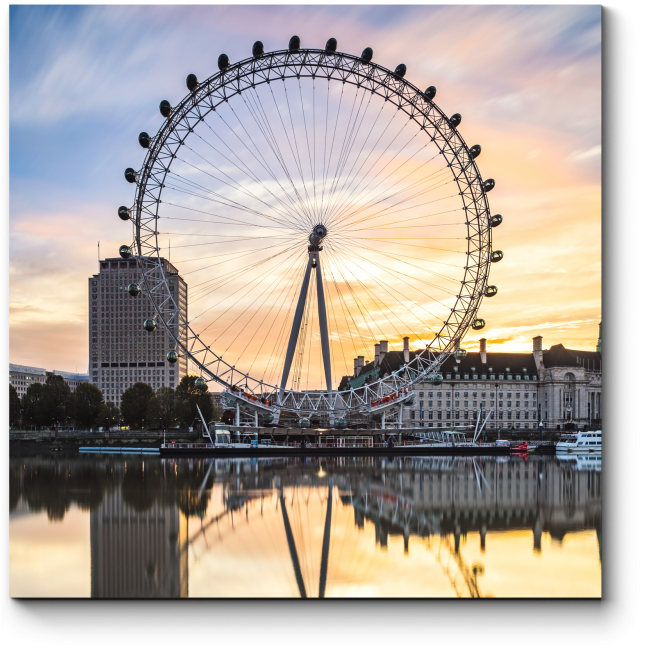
[9,374,214,431]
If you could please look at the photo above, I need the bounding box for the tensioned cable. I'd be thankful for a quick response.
[188,241,303,297]
[320,82,346,222]
[326,248,394,350]
[297,78,317,220]
[334,175,459,232]
[327,243,412,343]
[266,82,322,225]
[335,243,458,315]
[319,83,365,223]
[241,87,315,231]
[330,240,449,333]
[333,238,460,297]
[329,239,451,330]
[321,85,374,224]
[165,168,297,228]
[162,180,301,230]
[323,107,416,227]
[209,247,307,355]
[282,78,318,225]
[324,259,365,363]
[261,263,307,383]
[335,165,454,229]
[196,247,306,370]
[189,241,304,308]
[330,148,448,226]
[239,257,307,371]
[319,89,389,224]
[193,123,308,230]
[181,139,303,229]
[204,115,311,230]
[223,98,315,229]
[191,241,304,322]
[327,137,444,228]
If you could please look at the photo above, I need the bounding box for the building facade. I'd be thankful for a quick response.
[340,332,602,432]
[9,364,89,399]
[88,257,188,407]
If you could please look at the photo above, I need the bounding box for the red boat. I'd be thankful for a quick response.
[511,441,528,452]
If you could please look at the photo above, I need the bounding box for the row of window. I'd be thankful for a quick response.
[410,411,536,420]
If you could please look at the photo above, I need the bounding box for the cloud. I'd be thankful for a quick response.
[9,5,602,376]
[571,145,602,161]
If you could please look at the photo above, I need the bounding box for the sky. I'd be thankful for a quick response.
[9,4,602,378]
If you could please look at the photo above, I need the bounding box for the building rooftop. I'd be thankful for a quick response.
[52,370,90,381]
[9,364,46,376]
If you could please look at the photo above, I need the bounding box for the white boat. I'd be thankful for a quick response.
[555,430,601,453]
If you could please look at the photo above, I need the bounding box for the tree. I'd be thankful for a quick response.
[120,382,155,428]
[70,383,104,429]
[21,383,44,428]
[95,401,120,430]
[175,375,214,427]
[147,386,177,429]
[9,384,21,427]
[36,375,71,428]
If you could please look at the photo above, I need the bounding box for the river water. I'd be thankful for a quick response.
[9,454,601,598]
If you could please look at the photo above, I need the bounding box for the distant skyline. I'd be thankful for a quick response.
[10,5,601,374]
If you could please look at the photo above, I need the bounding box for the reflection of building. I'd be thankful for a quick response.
[350,457,601,556]
[339,329,602,432]
[90,487,188,598]
[88,256,188,408]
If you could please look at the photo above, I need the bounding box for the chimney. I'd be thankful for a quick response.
[479,338,487,365]
[379,340,388,365]
[353,357,359,377]
[403,337,410,363]
[533,336,544,371]
[374,343,380,367]
[357,356,364,376]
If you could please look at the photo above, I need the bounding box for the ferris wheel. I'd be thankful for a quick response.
[119,36,503,421]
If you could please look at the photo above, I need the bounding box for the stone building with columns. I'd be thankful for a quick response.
[339,328,602,432]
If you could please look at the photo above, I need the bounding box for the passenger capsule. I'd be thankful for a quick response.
[449,113,462,128]
[424,86,437,100]
[490,214,503,228]
[127,283,141,297]
[119,245,131,259]
[138,132,151,149]
[252,41,264,58]
[361,47,373,62]
[394,63,407,78]
[218,54,230,71]
[432,373,443,386]
[490,250,504,263]
[166,350,178,364]
[334,417,347,429]
[469,144,481,159]
[325,37,337,53]
[454,348,468,361]
[289,35,300,51]
[482,179,496,193]
[118,206,131,221]
[186,74,198,92]
[261,413,274,425]
[298,417,311,428]
[472,318,486,331]
[143,318,157,333]
[195,377,207,390]
[124,168,137,183]
[159,100,172,118]
[484,285,498,298]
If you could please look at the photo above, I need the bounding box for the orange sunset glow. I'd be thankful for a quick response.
[10,5,601,382]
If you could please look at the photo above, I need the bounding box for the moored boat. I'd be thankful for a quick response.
[556,430,601,453]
